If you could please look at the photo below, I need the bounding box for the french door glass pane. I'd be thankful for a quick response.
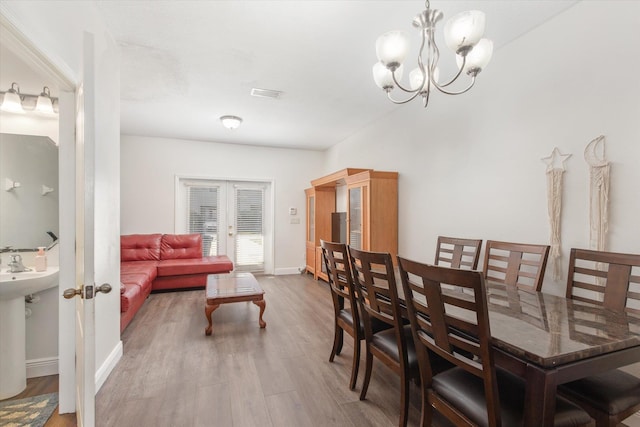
[235,187,265,271]
[187,186,219,256]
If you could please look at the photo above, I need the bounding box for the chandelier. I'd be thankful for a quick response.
[372,0,493,108]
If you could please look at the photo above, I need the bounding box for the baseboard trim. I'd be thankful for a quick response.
[274,267,303,276]
[95,340,123,393]
[26,357,58,378]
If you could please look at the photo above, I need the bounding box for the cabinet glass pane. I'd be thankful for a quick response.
[308,195,315,242]
[349,187,362,249]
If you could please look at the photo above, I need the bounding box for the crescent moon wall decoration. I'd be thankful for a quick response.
[542,147,571,280]
[584,135,610,251]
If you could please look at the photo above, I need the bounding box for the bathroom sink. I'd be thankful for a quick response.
[0,267,59,300]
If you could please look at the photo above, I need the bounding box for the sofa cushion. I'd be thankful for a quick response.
[156,255,233,277]
[121,261,158,282]
[160,233,202,260]
[121,234,162,261]
[121,272,153,294]
[120,283,143,313]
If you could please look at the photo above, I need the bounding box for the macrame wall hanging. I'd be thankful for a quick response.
[542,147,571,280]
[584,135,610,251]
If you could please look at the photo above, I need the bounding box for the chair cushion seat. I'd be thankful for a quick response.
[371,325,418,369]
[338,308,391,335]
[559,369,640,415]
[433,367,592,427]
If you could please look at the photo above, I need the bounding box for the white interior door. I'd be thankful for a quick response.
[71,32,96,427]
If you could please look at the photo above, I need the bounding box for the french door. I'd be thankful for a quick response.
[176,178,273,273]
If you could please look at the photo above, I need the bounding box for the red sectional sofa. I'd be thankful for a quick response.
[119,233,233,332]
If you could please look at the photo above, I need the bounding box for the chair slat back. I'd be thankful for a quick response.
[435,236,483,270]
[566,248,640,315]
[397,256,501,424]
[483,240,550,291]
[321,240,358,314]
[349,247,401,328]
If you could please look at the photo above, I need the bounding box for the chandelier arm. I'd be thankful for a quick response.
[391,69,419,94]
[435,56,467,88]
[433,75,477,95]
[386,90,424,105]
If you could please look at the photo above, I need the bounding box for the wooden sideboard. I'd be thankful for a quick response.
[305,168,398,281]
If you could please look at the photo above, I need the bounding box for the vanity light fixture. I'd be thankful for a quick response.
[220,115,243,130]
[0,82,58,115]
[372,0,493,109]
[35,87,55,115]
[0,83,24,113]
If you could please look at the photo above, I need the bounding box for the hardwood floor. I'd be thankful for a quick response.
[96,273,424,426]
[10,273,639,426]
[0,375,77,426]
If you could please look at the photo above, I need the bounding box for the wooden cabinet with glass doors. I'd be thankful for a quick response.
[305,168,398,281]
[345,170,398,263]
[305,186,335,280]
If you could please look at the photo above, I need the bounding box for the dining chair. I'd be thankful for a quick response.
[483,240,550,291]
[320,240,363,390]
[559,248,640,427]
[348,247,447,427]
[434,236,482,270]
[396,255,594,427]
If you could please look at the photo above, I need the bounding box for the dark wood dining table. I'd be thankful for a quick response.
[453,281,640,426]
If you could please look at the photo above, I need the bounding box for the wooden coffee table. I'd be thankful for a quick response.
[204,272,266,336]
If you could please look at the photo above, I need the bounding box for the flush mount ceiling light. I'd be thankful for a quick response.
[373,0,493,109]
[220,115,243,130]
[0,82,59,115]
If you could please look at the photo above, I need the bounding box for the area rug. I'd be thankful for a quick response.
[0,393,58,427]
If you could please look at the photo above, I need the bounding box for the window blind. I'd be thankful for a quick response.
[187,185,219,256]
[234,187,265,270]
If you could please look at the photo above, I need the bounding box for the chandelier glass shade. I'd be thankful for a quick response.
[373,0,493,108]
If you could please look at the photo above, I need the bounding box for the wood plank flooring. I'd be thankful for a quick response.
[10,273,639,426]
[96,273,423,426]
[0,375,77,426]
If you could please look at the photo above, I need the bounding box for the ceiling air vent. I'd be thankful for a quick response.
[250,88,283,99]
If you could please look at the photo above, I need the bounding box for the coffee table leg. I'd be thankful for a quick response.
[205,303,220,336]
[253,298,266,328]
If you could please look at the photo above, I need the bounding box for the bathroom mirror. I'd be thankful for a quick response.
[0,133,59,250]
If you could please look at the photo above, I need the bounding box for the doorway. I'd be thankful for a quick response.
[176,177,274,274]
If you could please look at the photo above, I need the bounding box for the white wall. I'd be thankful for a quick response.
[2,0,122,402]
[325,1,640,296]
[121,135,325,273]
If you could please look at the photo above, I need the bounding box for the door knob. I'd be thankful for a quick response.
[63,287,82,299]
[96,283,112,294]
[63,283,112,299]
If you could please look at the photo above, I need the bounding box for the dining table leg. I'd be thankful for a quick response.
[524,363,558,426]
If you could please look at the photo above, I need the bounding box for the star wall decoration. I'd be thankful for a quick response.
[542,147,571,171]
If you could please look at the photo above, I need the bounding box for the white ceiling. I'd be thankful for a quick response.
[90,1,578,151]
